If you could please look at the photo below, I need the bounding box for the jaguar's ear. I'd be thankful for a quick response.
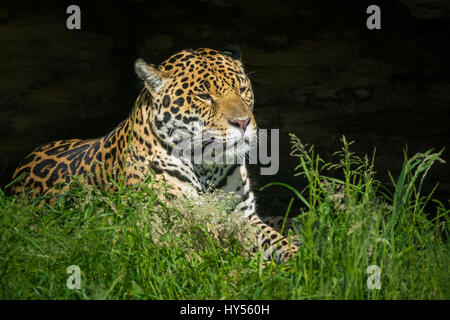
[135,58,166,93]
[221,45,241,61]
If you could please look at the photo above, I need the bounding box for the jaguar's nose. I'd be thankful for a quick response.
[229,117,250,131]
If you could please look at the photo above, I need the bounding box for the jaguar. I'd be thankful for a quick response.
[9,47,299,262]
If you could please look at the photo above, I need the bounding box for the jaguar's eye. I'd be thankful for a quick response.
[197,94,213,103]
[240,87,248,99]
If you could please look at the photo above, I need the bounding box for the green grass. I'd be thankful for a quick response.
[0,134,449,299]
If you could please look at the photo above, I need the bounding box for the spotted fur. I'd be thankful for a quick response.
[9,47,299,262]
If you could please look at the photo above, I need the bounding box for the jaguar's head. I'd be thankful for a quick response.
[135,47,257,164]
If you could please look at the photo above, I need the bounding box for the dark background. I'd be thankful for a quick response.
[1,0,449,215]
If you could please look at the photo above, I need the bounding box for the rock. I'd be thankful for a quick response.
[138,34,175,58]
[398,0,450,19]
[241,39,392,98]
[355,88,371,99]
[176,23,212,40]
